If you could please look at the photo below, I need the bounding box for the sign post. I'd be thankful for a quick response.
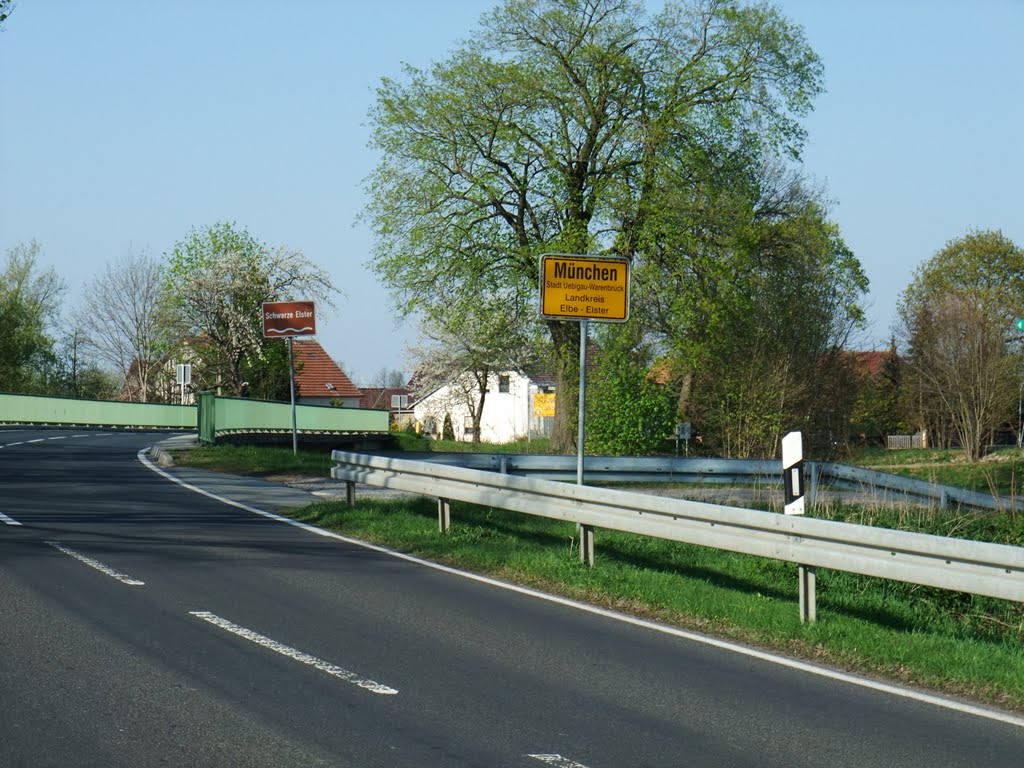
[175,363,192,405]
[262,301,317,455]
[540,253,630,565]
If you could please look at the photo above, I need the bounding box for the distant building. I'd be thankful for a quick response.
[359,386,415,429]
[412,369,556,443]
[292,339,362,407]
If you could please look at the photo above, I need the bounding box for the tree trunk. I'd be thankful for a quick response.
[547,320,581,453]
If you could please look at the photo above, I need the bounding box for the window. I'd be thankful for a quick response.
[498,374,510,393]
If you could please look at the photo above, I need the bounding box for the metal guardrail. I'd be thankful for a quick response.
[331,451,1024,623]
[379,452,779,484]
[373,452,1019,513]
[812,462,1021,513]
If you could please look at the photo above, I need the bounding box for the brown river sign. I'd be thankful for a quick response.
[262,301,317,338]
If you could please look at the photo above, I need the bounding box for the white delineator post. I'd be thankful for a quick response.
[782,431,805,516]
[782,431,816,623]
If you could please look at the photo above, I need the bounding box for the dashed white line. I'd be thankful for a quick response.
[7,441,23,446]
[27,438,46,443]
[46,541,145,586]
[190,611,398,695]
[0,511,23,526]
[529,755,591,768]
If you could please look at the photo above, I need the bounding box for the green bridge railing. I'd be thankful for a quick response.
[0,392,196,429]
[196,392,389,444]
[1,391,390,444]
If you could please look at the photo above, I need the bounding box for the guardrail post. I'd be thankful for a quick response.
[799,565,817,623]
[499,456,509,474]
[580,526,594,566]
[346,481,355,507]
[438,498,451,533]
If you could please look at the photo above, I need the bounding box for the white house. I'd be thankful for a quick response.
[412,370,555,444]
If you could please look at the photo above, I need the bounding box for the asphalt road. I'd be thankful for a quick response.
[2,427,1023,767]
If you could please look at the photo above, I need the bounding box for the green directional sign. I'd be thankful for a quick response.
[1016,319,1024,332]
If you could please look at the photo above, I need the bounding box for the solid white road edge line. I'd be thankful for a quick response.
[136,448,1024,730]
[46,540,145,586]
[190,611,398,695]
[1,511,23,526]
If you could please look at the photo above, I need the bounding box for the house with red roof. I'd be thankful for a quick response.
[292,339,362,407]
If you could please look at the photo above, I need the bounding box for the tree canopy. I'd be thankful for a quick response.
[366,0,836,451]
[898,229,1024,459]
[0,241,65,393]
[162,222,335,398]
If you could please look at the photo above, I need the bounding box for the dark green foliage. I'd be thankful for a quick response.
[585,325,675,455]
[0,241,65,394]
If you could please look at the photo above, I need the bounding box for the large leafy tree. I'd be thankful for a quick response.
[162,222,335,398]
[633,141,868,457]
[0,240,65,394]
[897,230,1024,459]
[366,0,824,451]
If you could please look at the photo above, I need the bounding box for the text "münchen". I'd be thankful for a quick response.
[553,261,619,282]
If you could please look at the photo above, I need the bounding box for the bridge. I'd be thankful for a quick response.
[0,391,391,446]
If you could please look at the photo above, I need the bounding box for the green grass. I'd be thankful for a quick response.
[853,445,1024,498]
[171,443,1024,711]
[392,431,554,454]
[174,444,335,476]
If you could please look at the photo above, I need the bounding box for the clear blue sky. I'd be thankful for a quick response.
[2,1,1021,385]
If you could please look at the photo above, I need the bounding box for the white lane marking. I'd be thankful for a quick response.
[137,450,1024,730]
[1,511,23,526]
[0,432,122,448]
[190,611,398,695]
[529,756,591,768]
[46,541,145,586]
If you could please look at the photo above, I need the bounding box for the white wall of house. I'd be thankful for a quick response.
[414,371,536,444]
[297,394,362,408]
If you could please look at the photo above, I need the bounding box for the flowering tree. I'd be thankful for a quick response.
[162,222,335,398]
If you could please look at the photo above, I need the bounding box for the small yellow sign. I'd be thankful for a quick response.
[539,254,630,322]
[533,392,556,418]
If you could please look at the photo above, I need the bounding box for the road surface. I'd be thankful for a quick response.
[2,427,1022,767]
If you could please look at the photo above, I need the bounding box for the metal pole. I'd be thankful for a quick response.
[577,319,587,485]
[577,319,594,566]
[288,336,298,456]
